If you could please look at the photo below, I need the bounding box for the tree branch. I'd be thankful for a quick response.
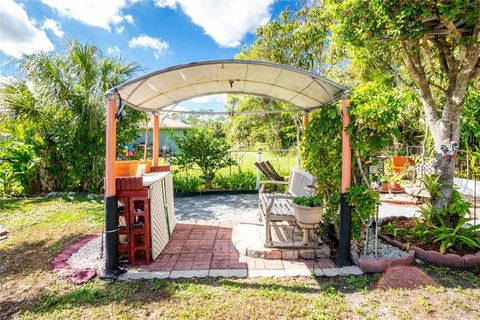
[436,15,462,41]
[428,81,447,93]
[399,41,439,123]
[421,34,435,80]
[431,37,449,79]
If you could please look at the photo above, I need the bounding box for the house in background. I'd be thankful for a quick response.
[135,117,192,155]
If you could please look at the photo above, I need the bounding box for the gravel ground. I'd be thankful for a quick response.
[67,236,105,272]
[359,227,408,259]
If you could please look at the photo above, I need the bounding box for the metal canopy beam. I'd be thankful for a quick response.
[106,59,348,112]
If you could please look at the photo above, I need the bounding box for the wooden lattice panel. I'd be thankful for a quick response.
[150,173,176,260]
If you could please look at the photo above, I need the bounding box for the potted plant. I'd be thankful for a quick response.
[292,195,324,227]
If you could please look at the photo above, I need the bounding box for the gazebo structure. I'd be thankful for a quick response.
[103,60,351,278]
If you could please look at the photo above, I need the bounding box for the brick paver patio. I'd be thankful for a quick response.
[138,221,338,276]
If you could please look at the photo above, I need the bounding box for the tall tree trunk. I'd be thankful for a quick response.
[424,101,461,225]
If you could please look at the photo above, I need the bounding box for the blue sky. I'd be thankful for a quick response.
[0,0,294,111]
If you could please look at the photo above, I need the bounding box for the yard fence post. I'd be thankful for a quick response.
[256,148,263,189]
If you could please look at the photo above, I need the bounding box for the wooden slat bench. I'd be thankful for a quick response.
[259,167,317,247]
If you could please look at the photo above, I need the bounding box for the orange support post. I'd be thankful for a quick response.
[341,98,351,192]
[337,94,352,266]
[103,94,121,279]
[303,111,309,128]
[105,96,117,196]
[152,113,159,166]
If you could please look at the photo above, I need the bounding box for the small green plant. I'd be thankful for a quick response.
[293,195,324,207]
[346,184,379,241]
[430,214,480,254]
[419,175,471,227]
[382,221,398,238]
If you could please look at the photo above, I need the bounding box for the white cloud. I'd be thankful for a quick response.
[128,34,169,59]
[115,25,125,34]
[0,0,54,58]
[191,94,227,104]
[154,0,274,47]
[42,18,64,37]
[107,46,122,56]
[154,0,177,9]
[41,0,135,31]
[124,14,134,25]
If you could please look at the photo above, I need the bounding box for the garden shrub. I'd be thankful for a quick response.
[172,128,236,189]
[173,175,203,193]
[214,170,256,190]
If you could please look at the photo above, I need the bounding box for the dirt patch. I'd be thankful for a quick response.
[377,266,438,290]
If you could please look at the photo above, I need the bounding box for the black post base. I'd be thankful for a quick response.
[104,195,119,279]
[99,267,126,281]
[336,192,352,266]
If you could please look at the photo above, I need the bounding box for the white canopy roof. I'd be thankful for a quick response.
[107,60,348,112]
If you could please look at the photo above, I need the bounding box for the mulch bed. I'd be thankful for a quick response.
[381,216,478,256]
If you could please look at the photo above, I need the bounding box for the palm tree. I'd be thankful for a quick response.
[0,40,141,193]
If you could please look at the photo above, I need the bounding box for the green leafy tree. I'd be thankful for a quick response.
[225,95,300,149]
[0,40,143,193]
[330,0,480,211]
[172,129,236,189]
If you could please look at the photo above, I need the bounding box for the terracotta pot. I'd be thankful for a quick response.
[392,182,401,189]
[292,203,323,228]
[380,181,389,192]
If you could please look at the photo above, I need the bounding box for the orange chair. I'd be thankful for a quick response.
[390,156,414,173]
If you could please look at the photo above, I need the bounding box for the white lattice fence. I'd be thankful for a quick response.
[150,173,176,260]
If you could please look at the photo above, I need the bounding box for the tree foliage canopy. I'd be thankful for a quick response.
[0,40,144,193]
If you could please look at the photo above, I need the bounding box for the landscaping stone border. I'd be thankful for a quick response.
[380,216,480,269]
[358,250,415,273]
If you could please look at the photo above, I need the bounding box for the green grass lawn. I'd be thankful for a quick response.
[1,196,479,319]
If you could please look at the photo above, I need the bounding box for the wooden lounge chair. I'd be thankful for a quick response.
[255,160,285,181]
[259,168,317,247]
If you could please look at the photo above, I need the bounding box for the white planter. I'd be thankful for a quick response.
[292,203,323,228]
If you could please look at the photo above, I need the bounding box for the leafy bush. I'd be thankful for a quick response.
[346,184,380,241]
[420,175,471,228]
[214,170,256,190]
[172,129,236,189]
[399,175,480,254]
[293,195,324,207]
[430,216,480,254]
[0,139,39,195]
[173,175,203,193]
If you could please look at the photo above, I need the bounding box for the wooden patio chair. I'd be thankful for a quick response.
[255,160,285,181]
[258,167,317,247]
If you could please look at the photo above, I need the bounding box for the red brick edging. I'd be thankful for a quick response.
[53,235,99,270]
[380,217,480,269]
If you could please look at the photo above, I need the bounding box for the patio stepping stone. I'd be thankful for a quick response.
[376,266,438,290]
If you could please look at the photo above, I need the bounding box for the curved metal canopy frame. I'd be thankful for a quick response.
[106,59,349,112]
